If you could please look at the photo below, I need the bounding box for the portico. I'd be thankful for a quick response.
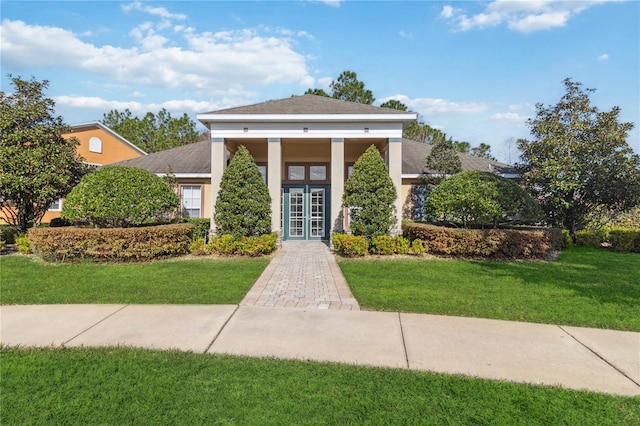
[197,95,416,241]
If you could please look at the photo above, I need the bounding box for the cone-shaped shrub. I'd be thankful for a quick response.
[343,145,397,239]
[214,145,271,238]
[61,166,179,228]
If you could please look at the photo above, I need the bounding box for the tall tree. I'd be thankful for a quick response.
[471,143,496,160]
[517,78,640,236]
[380,99,408,111]
[343,145,397,238]
[0,76,88,231]
[305,70,374,104]
[102,108,199,153]
[423,140,462,188]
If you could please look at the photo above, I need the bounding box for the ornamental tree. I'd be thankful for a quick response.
[0,76,88,231]
[214,145,271,239]
[61,166,179,228]
[516,78,640,236]
[343,145,397,238]
[426,171,541,228]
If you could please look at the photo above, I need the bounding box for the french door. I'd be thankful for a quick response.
[283,185,330,240]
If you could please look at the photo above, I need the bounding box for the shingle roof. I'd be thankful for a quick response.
[113,140,211,174]
[401,139,516,176]
[115,138,516,177]
[203,94,411,115]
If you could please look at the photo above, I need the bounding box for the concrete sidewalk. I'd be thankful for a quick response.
[1,304,638,397]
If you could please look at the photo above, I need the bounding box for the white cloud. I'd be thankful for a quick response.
[441,0,619,33]
[399,30,413,39]
[122,1,186,20]
[310,0,343,7]
[0,19,314,93]
[598,53,609,60]
[379,94,487,115]
[491,112,525,121]
[54,94,223,115]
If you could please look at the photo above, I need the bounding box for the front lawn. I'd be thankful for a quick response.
[0,255,269,305]
[2,347,638,425]
[339,247,640,331]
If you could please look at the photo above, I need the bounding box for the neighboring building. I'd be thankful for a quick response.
[119,94,514,242]
[2,122,146,225]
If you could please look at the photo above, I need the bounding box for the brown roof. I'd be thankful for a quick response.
[401,139,516,176]
[203,94,412,115]
[115,137,516,177]
[114,140,211,174]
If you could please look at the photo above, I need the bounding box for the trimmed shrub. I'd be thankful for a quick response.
[394,236,410,255]
[15,233,30,253]
[561,229,573,249]
[205,233,277,256]
[343,145,397,239]
[189,237,206,254]
[410,238,427,255]
[403,222,560,260]
[28,224,193,262]
[608,228,640,253]
[0,226,20,244]
[426,171,541,228]
[575,229,607,248]
[62,166,179,228]
[214,146,271,239]
[183,218,210,241]
[332,233,369,257]
[370,235,396,255]
[49,217,71,228]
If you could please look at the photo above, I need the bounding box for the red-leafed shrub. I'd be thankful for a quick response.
[28,224,193,262]
[402,223,561,260]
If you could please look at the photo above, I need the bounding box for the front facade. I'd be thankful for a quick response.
[197,95,416,241]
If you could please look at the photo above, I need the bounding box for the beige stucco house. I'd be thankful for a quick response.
[118,94,514,241]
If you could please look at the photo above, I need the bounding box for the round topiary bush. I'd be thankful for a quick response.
[426,171,541,228]
[61,166,179,228]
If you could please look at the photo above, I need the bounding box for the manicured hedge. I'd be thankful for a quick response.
[402,223,562,260]
[608,228,640,253]
[189,232,277,257]
[28,224,194,262]
[332,234,424,257]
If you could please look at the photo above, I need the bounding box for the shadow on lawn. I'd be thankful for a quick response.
[469,248,640,307]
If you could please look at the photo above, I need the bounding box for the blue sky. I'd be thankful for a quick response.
[2,0,638,163]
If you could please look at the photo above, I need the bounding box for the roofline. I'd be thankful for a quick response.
[197,113,417,124]
[402,172,520,179]
[68,121,148,156]
[155,173,212,178]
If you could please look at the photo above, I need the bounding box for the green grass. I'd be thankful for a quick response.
[0,255,269,304]
[2,346,638,425]
[339,247,640,331]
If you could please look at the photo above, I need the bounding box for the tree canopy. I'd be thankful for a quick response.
[214,146,271,239]
[516,78,640,235]
[343,145,397,238]
[306,70,374,105]
[102,108,200,153]
[0,76,88,231]
[426,171,541,228]
[423,140,463,188]
[61,166,179,228]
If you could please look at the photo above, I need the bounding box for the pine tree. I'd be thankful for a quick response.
[343,145,397,238]
[214,146,271,238]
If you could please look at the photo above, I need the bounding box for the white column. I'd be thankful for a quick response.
[331,137,345,235]
[388,137,403,236]
[267,137,282,236]
[210,137,226,234]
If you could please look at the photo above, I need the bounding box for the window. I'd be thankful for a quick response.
[288,165,305,181]
[412,184,428,221]
[48,198,63,211]
[309,165,326,181]
[257,164,267,184]
[89,137,102,153]
[180,185,202,218]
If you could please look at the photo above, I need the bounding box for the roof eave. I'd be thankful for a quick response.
[197,113,417,124]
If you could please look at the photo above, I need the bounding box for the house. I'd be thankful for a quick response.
[0,122,146,225]
[117,95,514,241]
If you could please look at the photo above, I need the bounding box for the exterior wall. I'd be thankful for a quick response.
[69,126,144,165]
[401,178,420,221]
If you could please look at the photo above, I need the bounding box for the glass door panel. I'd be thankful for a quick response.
[309,188,325,238]
[288,188,305,238]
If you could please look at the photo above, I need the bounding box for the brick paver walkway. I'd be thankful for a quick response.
[241,241,360,310]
